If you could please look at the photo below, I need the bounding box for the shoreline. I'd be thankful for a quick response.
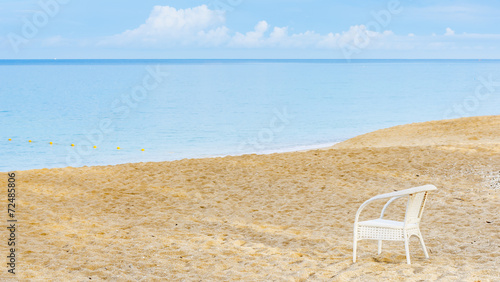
[5,141,343,173]
[13,114,500,173]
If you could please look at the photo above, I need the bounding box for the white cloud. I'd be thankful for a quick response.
[289,31,323,48]
[94,4,499,56]
[100,5,397,51]
[337,25,393,47]
[197,26,231,46]
[100,5,228,46]
[316,25,394,50]
[231,24,394,49]
[229,21,269,47]
[269,26,289,46]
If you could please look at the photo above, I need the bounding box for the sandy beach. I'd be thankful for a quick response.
[3,115,499,281]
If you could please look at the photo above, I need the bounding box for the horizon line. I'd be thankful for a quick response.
[0,58,497,60]
[0,58,498,65]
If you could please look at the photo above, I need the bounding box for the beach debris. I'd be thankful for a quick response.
[460,168,500,190]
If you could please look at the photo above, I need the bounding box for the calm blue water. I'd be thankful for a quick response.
[1,59,499,171]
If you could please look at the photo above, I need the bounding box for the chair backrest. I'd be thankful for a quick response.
[404,191,428,225]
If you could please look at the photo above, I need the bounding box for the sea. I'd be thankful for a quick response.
[1,59,499,172]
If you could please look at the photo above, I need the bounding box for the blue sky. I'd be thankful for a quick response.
[1,0,499,59]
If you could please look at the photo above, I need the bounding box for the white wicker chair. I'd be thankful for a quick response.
[353,184,437,264]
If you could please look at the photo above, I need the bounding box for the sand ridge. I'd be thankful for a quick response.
[333,115,500,149]
[2,115,499,281]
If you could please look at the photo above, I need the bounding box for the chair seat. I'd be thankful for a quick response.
[358,219,417,229]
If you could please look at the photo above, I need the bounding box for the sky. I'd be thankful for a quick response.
[0,0,499,59]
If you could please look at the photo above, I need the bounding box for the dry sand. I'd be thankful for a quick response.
[2,115,499,281]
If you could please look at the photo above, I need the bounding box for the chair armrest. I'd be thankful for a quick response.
[354,194,407,224]
[380,195,406,219]
[354,197,381,225]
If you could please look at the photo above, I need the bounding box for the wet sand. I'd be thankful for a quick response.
[3,115,499,281]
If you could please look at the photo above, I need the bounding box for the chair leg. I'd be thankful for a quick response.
[353,239,357,262]
[404,237,411,264]
[418,234,430,259]
[378,240,382,255]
